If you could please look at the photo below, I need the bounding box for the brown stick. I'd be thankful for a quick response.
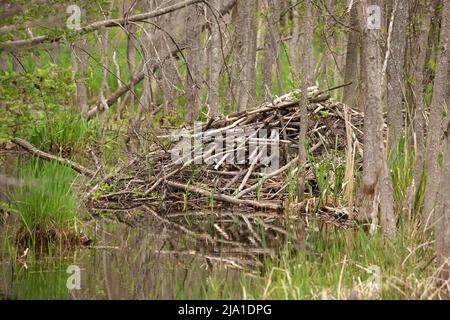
[12,138,95,177]
[236,156,298,198]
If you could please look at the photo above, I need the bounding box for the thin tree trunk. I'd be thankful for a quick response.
[404,1,433,219]
[297,0,313,201]
[359,0,396,238]
[320,0,336,89]
[98,1,115,139]
[359,0,382,232]
[161,33,181,117]
[246,0,258,108]
[386,0,407,149]
[289,5,301,75]
[185,3,203,124]
[233,0,257,112]
[296,0,313,251]
[342,3,360,109]
[71,37,89,117]
[435,118,450,283]
[208,0,221,118]
[261,0,280,102]
[0,52,7,71]
[138,0,158,118]
[423,0,450,235]
[123,0,137,119]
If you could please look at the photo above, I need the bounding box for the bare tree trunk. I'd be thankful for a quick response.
[435,118,450,283]
[386,0,407,149]
[423,0,450,235]
[98,1,114,139]
[404,1,433,219]
[208,0,221,117]
[161,33,182,117]
[71,37,89,117]
[0,52,7,71]
[296,0,313,251]
[185,4,203,124]
[138,0,158,118]
[123,0,137,117]
[320,0,336,89]
[246,0,258,108]
[261,0,280,102]
[358,0,396,238]
[297,0,313,201]
[289,5,301,74]
[359,0,382,231]
[342,3,360,109]
[234,0,257,111]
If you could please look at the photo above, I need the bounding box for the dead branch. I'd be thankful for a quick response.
[12,138,95,177]
[0,0,205,51]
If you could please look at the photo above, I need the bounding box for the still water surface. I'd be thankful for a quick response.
[0,222,245,299]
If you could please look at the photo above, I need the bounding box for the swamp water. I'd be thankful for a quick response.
[0,221,246,300]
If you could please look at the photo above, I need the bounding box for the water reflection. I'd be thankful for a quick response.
[0,222,245,300]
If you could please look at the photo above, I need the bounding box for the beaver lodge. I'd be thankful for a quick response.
[14,86,364,268]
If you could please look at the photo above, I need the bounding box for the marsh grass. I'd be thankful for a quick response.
[25,108,99,155]
[12,158,86,248]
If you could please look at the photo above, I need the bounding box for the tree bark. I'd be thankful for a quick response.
[289,4,301,74]
[423,0,450,235]
[296,0,314,251]
[386,0,407,149]
[405,1,433,219]
[184,4,203,124]
[71,37,89,117]
[297,0,313,201]
[342,3,360,109]
[358,0,396,238]
[208,0,222,118]
[234,0,258,111]
[435,118,450,283]
[261,0,280,102]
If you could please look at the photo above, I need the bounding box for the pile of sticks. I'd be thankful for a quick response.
[87,87,363,252]
[12,86,363,263]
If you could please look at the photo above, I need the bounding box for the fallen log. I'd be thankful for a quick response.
[12,138,95,177]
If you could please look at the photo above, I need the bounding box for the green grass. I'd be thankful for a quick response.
[23,108,99,154]
[12,158,79,242]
